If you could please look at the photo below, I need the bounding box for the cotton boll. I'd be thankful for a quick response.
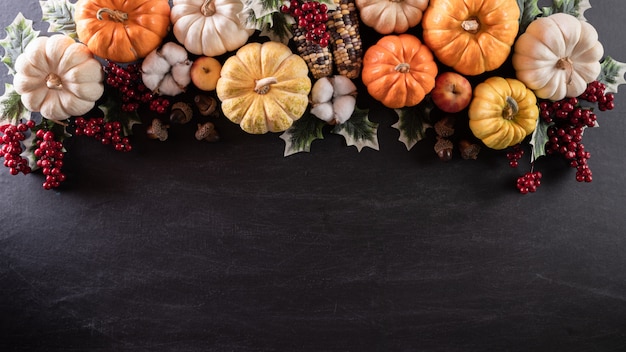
[158,75,185,96]
[333,95,356,124]
[310,77,334,104]
[310,102,334,123]
[161,42,189,66]
[331,75,357,97]
[171,61,192,88]
[141,50,170,76]
[142,73,163,92]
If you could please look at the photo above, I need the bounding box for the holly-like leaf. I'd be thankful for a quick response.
[391,99,434,151]
[0,84,30,124]
[541,0,592,21]
[0,13,40,75]
[529,117,552,163]
[597,56,626,94]
[40,0,77,39]
[331,106,378,152]
[279,110,326,156]
[98,94,141,136]
[517,0,542,33]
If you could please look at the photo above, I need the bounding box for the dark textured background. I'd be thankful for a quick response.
[1,1,626,351]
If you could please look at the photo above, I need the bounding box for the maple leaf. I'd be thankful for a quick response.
[597,56,626,94]
[391,98,434,151]
[517,0,541,33]
[40,0,77,39]
[0,84,30,124]
[331,106,378,152]
[0,13,40,76]
[279,110,326,156]
[541,0,592,21]
[529,118,552,163]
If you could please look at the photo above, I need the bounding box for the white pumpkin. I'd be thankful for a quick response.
[13,34,104,121]
[512,13,604,101]
[170,0,254,57]
[356,0,428,34]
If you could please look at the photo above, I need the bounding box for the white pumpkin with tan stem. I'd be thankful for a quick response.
[356,0,428,34]
[512,13,604,101]
[13,34,104,121]
[170,0,254,57]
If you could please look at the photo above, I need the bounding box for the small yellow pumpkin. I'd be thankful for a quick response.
[422,0,520,76]
[216,41,312,134]
[13,34,104,121]
[468,77,538,150]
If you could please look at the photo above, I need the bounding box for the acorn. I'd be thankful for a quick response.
[146,118,169,141]
[194,94,218,116]
[434,136,453,161]
[195,122,220,142]
[169,102,193,124]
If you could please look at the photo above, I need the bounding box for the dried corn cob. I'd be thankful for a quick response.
[292,24,333,79]
[327,0,363,79]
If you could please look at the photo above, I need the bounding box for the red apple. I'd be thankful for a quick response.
[430,72,473,113]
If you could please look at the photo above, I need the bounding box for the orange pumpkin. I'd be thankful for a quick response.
[422,0,520,76]
[75,0,171,63]
[361,34,438,109]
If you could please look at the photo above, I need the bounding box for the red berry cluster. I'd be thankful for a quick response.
[516,171,542,194]
[149,97,171,114]
[579,80,615,111]
[282,1,330,47]
[34,129,66,190]
[506,144,524,168]
[538,81,615,184]
[104,61,170,113]
[74,117,132,152]
[0,120,35,175]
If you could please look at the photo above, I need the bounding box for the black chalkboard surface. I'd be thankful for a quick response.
[1,1,626,351]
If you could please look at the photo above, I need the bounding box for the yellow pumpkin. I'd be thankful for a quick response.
[74,0,171,63]
[422,0,520,76]
[216,41,312,134]
[468,77,538,150]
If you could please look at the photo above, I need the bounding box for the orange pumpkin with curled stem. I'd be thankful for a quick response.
[361,34,438,109]
[422,0,520,76]
[74,0,171,63]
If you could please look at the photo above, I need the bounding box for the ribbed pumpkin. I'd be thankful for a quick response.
[74,0,171,63]
[171,0,254,57]
[356,0,428,34]
[468,77,538,150]
[361,34,438,108]
[216,41,311,134]
[512,13,603,101]
[422,0,520,76]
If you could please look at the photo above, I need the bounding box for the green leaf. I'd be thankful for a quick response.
[279,110,326,156]
[529,117,552,163]
[517,0,542,33]
[391,99,434,151]
[541,0,592,20]
[98,94,141,136]
[597,56,626,94]
[40,0,77,39]
[0,13,40,75]
[331,106,378,152]
[0,84,30,124]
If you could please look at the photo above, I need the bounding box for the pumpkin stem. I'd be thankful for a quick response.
[201,0,217,16]
[502,96,519,120]
[461,17,480,34]
[45,73,63,90]
[96,8,128,22]
[556,57,574,84]
[254,77,278,95]
[395,63,411,74]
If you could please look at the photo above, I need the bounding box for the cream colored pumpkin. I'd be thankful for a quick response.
[171,0,254,57]
[13,34,104,121]
[356,0,428,34]
[512,13,603,101]
[216,41,311,134]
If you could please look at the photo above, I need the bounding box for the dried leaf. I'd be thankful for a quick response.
[40,0,77,39]
[279,110,326,156]
[331,106,378,152]
[0,13,40,75]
